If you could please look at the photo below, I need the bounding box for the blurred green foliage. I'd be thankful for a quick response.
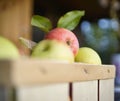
[80,19,119,64]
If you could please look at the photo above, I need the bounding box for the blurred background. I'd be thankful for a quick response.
[32,0,120,100]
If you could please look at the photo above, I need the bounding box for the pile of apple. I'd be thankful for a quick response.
[30,10,102,64]
[0,10,101,64]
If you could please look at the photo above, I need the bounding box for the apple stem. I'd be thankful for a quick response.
[66,40,70,45]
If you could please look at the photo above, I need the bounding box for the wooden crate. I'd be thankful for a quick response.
[0,59,115,101]
[0,0,33,55]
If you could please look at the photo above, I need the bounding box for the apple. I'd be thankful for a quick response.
[75,47,102,64]
[0,36,20,59]
[31,39,74,63]
[31,11,85,56]
[44,28,79,56]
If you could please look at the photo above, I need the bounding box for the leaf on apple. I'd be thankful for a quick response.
[31,15,52,33]
[57,10,85,30]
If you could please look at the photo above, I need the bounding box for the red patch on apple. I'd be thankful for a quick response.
[44,28,79,56]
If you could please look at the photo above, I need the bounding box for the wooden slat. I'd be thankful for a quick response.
[99,79,114,101]
[0,59,115,86]
[0,0,33,55]
[72,80,98,101]
[16,83,69,101]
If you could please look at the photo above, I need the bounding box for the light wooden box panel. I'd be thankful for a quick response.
[16,83,69,101]
[99,79,114,101]
[0,59,116,101]
[72,79,114,101]
[73,80,98,101]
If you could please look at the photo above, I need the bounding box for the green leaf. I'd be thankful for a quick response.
[57,10,85,30]
[31,15,52,33]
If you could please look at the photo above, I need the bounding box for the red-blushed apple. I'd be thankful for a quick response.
[44,28,79,56]
[31,39,74,63]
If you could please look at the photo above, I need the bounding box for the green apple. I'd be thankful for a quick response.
[31,39,74,63]
[75,47,102,64]
[0,36,20,59]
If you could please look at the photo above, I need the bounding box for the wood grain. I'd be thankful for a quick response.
[16,83,69,101]
[0,0,33,55]
[72,80,98,101]
[0,59,116,86]
[99,79,114,101]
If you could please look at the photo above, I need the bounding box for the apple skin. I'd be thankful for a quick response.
[75,47,102,64]
[44,28,79,56]
[0,36,20,59]
[31,39,74,63]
